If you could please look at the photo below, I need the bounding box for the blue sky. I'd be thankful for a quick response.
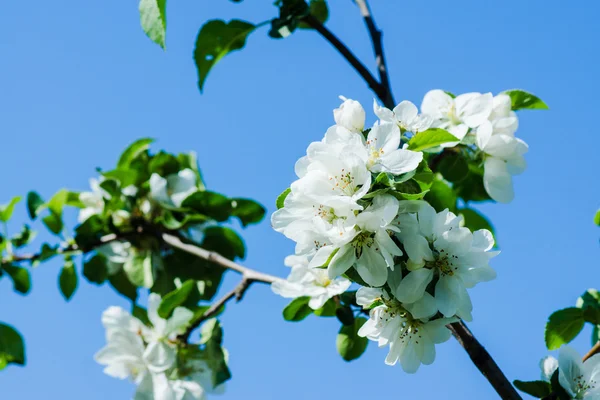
[1,0,599,399]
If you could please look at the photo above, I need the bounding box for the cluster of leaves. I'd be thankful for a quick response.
[283,291,368,362]
[0,138,266,385]
[138,0,328,92]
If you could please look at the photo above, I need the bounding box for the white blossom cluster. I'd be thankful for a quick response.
[421,90,528,203]
[95,294,224,400]
[272,95,501,372]
[540,346,600,399]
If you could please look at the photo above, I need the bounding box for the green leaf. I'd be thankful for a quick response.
[158,280,195,319]
[577,289,600,325]
[0,323,25,370]
[2,265,31,294]
[199,319,231,386]
[436,152,469,183]
[392,179,429,200]
[182,191,233,222]
[26,192,45,220]
[454,164,491,203]
[59,257,78,301]
[109,269,138,301]
[201,227,245,260]
[132,305,152,327]
[117,138,154,169]
[592,325,600,347]
[336,317,368,362]
[42,212,63,235]
[0,196,22,222]
[139,0,167,49]
[340,291,358,307]
[313,298,337,317]
[276,188,291,209]
[407,128,458,152]
[194,20,255,92]
[46,189,68,217]
[74,215,109,250]
[513,380,552,398]
[335,306,355,326]
[11,225,37,248]
[594,209,600,226]
[231,198,266,227]
[283,296,313,321]
[83,254,109,285]
[124,251,155,288]
[148,151,180,177]
[38,243,59,262]
[424,177,457,212]
[550,370,572,400]
[545,307,585,350]
[502,89,549,110]
[298,0,329,28]
[459,208,497,245]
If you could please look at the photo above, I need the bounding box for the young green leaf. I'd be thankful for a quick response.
[59,258,78,301]
[26,191,45,220]
[545,307,585,350]
[109,269,138,301]
[436,152,469,183]
[124,252,155,288]
[276,188,291,209]
[336,317,368,362]
[502,89,549,110]
[194,19,256,92]
[11,224,37,248]
[117,138,154,169]
[407,128,458,152]
[139,0,167,49]
[513,380,552,398]
[157,280,196,319]
[424,177,457,213]
[283,296,313,321]
[0,323,26,370]
[298,0,329,28]
[199,318,231,386]
[0,196,22,222]
[2,265,31,295]
[594,209,600,226]
[182,191,233,222]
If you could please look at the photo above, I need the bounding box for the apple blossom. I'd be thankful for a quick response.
[421,90,493,143]
[79,178,108,222]
[150,169,199,208]
[373,100,432,133]
[271,254,351,309]
[333,96,365,133]
[558,346,600,399]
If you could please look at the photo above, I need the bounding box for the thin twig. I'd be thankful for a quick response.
[448,322,522,400]
[583,340,600,362]
[162,233,278,284]
[354,0,395,108]
[301,14,388,106]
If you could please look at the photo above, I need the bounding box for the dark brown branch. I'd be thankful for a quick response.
[301,14,388,106]
[448,322,522,400]
[354,0,395,108]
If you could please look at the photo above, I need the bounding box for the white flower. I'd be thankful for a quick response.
[309,194,403,287]
[95,307,176,400]
[97,241,132,275]
[351,122,423,175]
[373,100,432,133]
[355,287,455,373]
[333,96,365,133]
[557,345,600,399]
[150,169,199,208]
[476,122,528,203]
[540,355,559,381]
[143,294,194,373]
[421,90,493,143]
[79,178,108,222]
[271,255,351,309]
[394,204,498,321]
[489,94,518,136]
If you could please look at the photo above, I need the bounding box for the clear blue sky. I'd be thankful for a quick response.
[1,1,599,399]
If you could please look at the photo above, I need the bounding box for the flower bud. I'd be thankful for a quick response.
[333,96,365,133]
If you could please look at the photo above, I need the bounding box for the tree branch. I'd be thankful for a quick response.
[354,0,395,108]
[583,340,600,362]
[448,322,522,400]
[301,14,388,106]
